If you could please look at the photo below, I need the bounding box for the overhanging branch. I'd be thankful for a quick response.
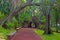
[0,2,41,25]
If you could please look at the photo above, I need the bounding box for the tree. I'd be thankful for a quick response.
[52,0,60,32]
[0,1,41,26]
[41,0,55,34]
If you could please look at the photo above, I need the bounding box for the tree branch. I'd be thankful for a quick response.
[0,2,41,25]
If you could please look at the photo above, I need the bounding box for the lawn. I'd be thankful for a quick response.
[35,29,60,40]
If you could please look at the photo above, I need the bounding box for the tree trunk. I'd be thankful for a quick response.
[44,14,51,34]
[28,22,32,28]
[56,19,58,32]
[34,22,39,28]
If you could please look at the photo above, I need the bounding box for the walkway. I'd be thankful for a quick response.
[11,28,42,40]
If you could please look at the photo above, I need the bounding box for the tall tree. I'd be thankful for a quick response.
[41,0,55,34]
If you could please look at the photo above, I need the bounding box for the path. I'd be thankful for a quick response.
[11,28,42,40]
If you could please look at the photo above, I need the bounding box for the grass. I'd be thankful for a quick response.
[35,29,60,40]
[0,25,15,40]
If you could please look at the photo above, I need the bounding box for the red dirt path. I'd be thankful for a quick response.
[11,28,42,40]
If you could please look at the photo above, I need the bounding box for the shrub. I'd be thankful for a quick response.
[0,11,5,20]
[6,17,19,29]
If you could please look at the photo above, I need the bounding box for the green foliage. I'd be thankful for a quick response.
[40,16,46,23]
[6,22,15,29]
[6,17,19,29]
[39,25,45,30]
[12,17,19,27]
[0,0,12,15]
[0,11,5,20]
[0,25,15,39]
[19,13,31,23]
[0,0,60,40]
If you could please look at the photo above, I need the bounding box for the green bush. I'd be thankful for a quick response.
[39,24,45,30]
[40,16,46,23]
[19,13,31,23]
[0,11,5,20]
[0,25,15,40]
[6,17,19,29]
[6,22,15,29]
